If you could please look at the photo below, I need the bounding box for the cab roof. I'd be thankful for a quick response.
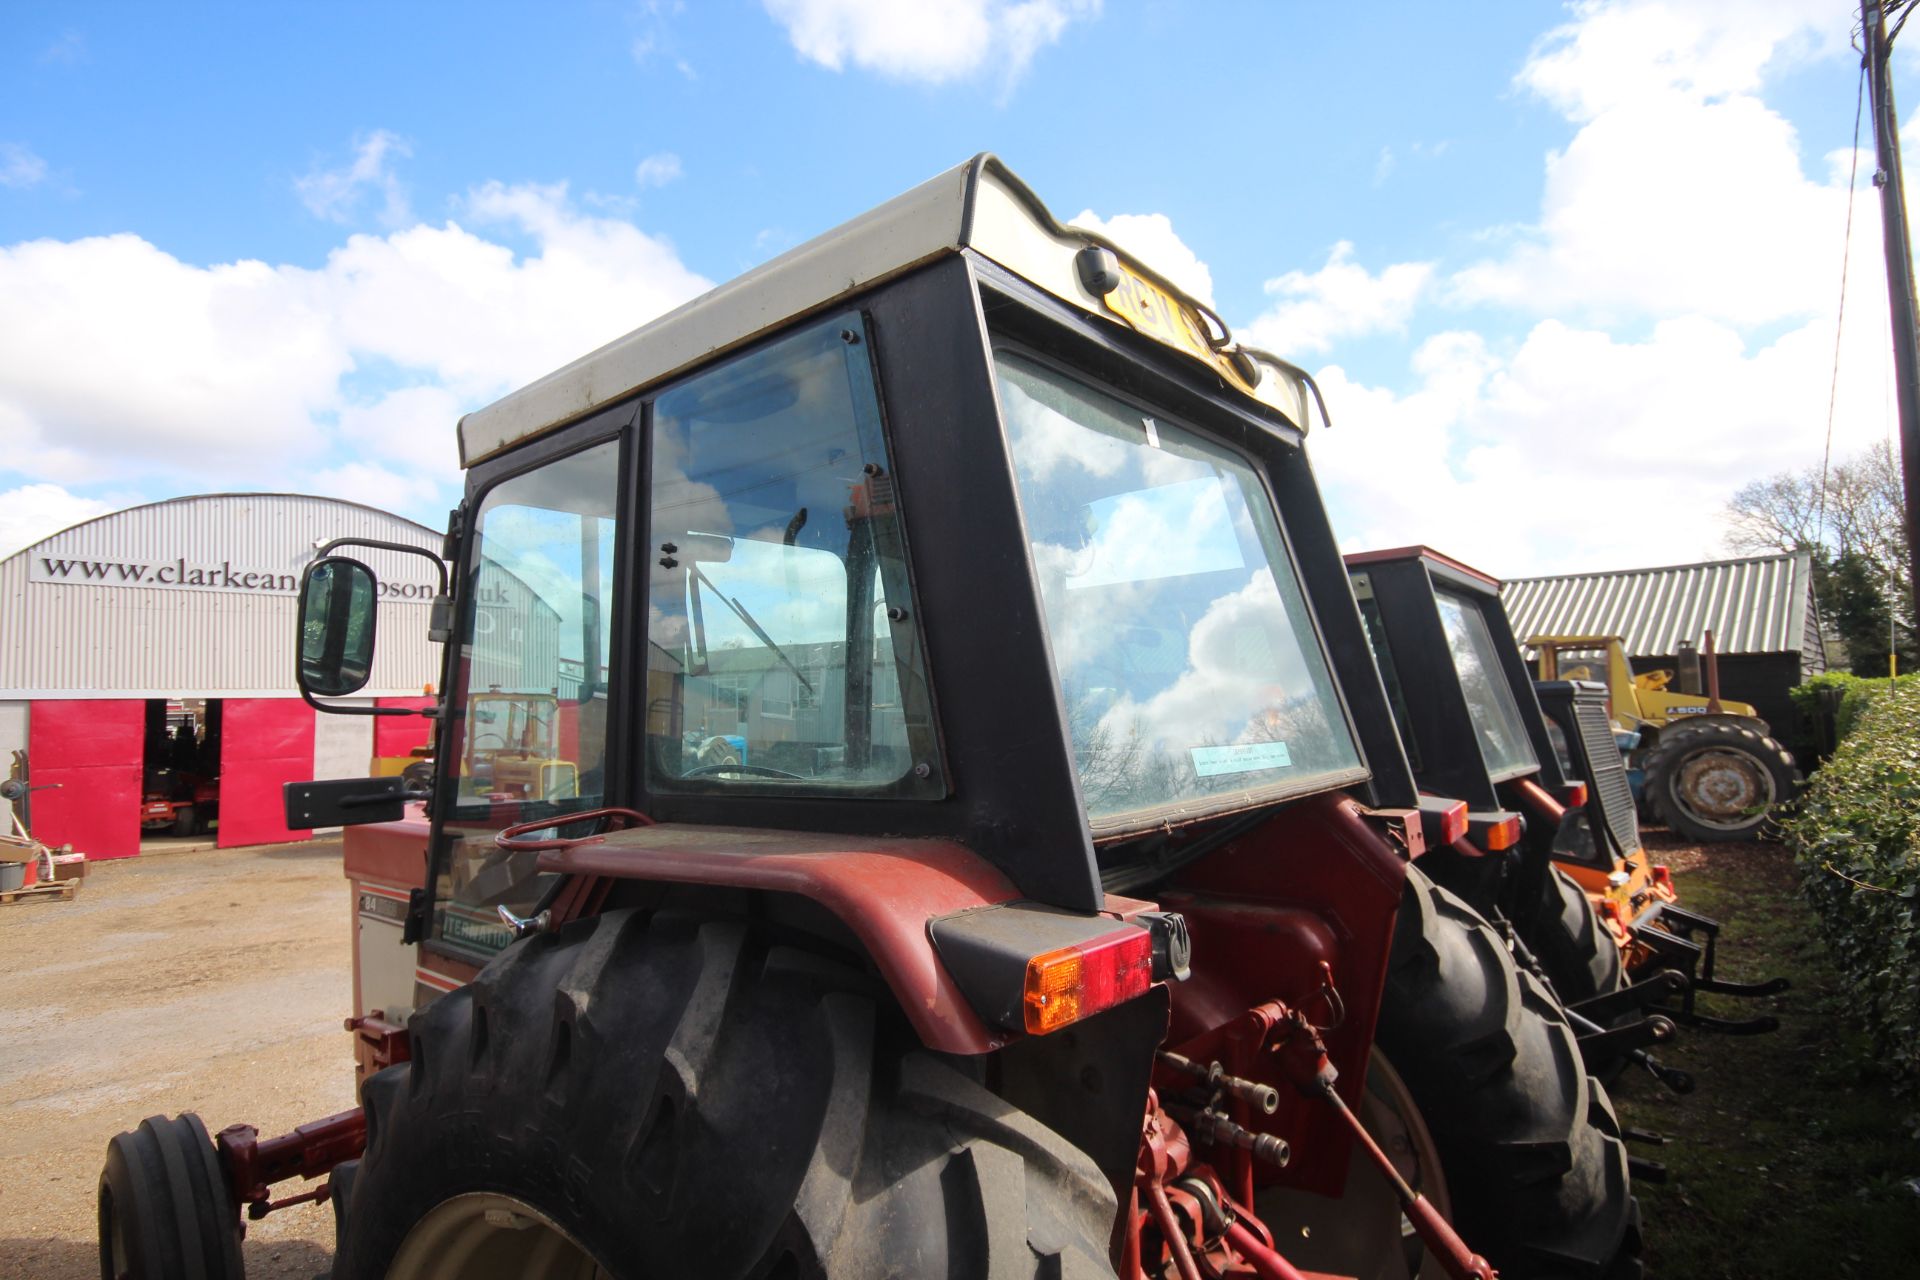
[458,154,1314,467]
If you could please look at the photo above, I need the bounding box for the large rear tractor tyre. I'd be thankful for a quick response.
[334,908,1117,1280]
[170,806,196,839]
[1374,866,1641,1280]
[1524,867,1623,1008]
[1642,721,1801,843]
[97,1113,246,1280]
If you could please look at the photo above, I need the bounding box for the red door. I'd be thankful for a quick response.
[218,698,317,848]
[27,699,144,860]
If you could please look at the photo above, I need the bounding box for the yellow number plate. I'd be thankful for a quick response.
[1101,266,1255,394]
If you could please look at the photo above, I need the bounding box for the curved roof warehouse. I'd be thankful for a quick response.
[0,493,442,859]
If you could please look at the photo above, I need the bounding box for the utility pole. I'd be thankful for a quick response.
[1864,0,1920,634]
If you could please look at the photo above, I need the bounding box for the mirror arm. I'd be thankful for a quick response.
[315,536,450,596]
[300,686,443,718]
[316,536,454,642]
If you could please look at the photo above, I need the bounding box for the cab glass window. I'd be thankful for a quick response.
[645,313,938,794]
[995,352,1363,829]
[433,437,620,957]
[1434,588,1537,780]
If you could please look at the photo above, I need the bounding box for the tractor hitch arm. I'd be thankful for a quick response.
[216,1108,367,1221]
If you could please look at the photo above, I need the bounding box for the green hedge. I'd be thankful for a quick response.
[1785,677,1920,1088]
[1788,670,1919,742]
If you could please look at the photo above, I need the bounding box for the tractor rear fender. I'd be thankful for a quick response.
[346,816,1169,1056]
[348,817,1176,1226]
[538,823,1166,1056]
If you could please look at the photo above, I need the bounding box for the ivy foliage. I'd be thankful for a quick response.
[1785,676,1920,1089]
[1788,670,1918,742]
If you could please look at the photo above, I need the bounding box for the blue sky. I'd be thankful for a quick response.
[2,1,1915,576]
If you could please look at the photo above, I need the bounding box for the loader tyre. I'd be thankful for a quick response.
[1525,866,1623,1008]
[1642,721,1801,843]
[97,1112,246,1280]
[1375,865,1641,1280]
[335,908,1117,1280]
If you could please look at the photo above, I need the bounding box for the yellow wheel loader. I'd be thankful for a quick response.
[1532,634,1801,843]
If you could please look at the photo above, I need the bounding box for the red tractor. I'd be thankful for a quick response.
[99,157,1638,1280]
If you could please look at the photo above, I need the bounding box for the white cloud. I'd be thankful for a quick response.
[0,184,712,519]
[308,461,447,515]
[763,0,1099,89]
[1293,1,1899,577]
[0,144,48,190]
[1449,89,1850,324]
[0,484,113,560]
[631,0,697,77]
[1518,0,1847,123]
[634,151,684,188]
[1244,243,1433,357]
[1069,209,1214,306]
[296,131,414,227]
[1455,1,1854,324]
[1311,299,1898,576]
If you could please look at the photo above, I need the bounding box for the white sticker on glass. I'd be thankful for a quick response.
[1189,741,1293,777]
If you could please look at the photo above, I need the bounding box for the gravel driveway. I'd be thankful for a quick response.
[0,838,356,1279]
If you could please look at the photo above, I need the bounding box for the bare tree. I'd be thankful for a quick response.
[1725,442,1910,582]
[1724,442,1912,671]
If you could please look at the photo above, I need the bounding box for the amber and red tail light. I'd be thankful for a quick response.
[931,902,1188,1037]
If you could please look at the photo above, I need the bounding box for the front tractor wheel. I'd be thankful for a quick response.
[1642,721,1801,843]
[335,908,1118,1280]
[97,1113,245,1280]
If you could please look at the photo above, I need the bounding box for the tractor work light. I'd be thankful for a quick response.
[1562,781,1589,809]
[1022,929,1154,1035]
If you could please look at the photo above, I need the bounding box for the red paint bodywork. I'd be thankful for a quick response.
[542,824,1026,1053]
[342,810,433,887]
[28,699,144,859]
[1342,544,1500,588]
[337,798,1417,1210]
[1157,793,1413,1199]
[217,698,316,848]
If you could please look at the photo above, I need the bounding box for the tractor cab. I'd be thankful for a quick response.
[110,157,1641,1280]
[1347,547,1785,1051]
[1343,549,1620,976]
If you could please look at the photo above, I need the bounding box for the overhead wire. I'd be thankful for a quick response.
[1819,59,1869,552]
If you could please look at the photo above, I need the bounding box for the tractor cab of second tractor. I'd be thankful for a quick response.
[1345,546,1698,1083]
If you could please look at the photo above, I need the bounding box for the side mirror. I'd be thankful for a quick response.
[299,556,379,698]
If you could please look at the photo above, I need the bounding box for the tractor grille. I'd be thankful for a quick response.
[1571,696,1641,856]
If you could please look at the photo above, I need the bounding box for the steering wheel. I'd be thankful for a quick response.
[470,732,507,752]
[682,762,805,780]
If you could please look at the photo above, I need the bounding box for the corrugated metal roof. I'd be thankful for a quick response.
[0,493,441,697]
[1501,551,1817,658]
